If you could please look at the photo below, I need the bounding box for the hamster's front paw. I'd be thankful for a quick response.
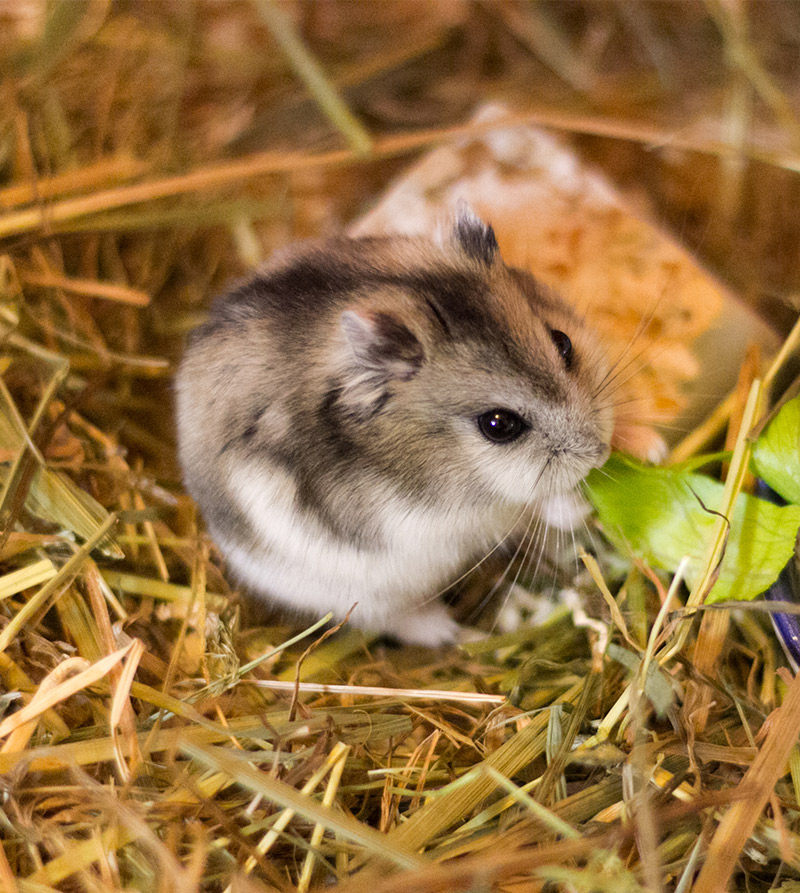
[390,603,462,647]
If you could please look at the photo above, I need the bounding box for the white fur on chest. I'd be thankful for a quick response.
[215,461,512,633]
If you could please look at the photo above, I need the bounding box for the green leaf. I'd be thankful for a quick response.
[606,643,674,716]
[751,395,800,505]
[606,642,639,671]
[644,660,675,717]
[586,454,800,603]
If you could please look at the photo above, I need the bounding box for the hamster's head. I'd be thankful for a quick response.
[333,210,614,510]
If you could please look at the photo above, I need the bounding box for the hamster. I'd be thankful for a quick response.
[175,210,613,646]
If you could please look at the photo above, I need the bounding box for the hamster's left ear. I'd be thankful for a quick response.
[453,205,498,266]
[341,310,423,382]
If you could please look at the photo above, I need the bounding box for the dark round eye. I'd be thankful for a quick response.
[550,330,573,368]
[476,409,529,444]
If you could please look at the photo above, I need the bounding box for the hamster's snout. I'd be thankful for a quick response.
[537,406,611,470]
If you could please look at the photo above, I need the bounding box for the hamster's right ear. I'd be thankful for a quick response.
[453,205,498,266]
[339,309,424,418]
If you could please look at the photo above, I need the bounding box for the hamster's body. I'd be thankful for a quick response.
[176,213,613,645]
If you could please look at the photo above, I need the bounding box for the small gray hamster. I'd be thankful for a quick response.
[175,210,613,645]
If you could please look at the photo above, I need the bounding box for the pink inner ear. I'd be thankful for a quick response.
[341,309,424,380]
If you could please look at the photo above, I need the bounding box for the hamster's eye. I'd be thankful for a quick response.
[477,409,529,444]
[550,330,573,368]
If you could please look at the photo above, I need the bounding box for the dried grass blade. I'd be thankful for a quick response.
[298,743,351,891]
[707,0,800,145]
[0,513,117,655]
[24,776,181,888]
[0,711,407,775]
[659,380,762,665]
[7,104,800,242]
[337,830,622,893]
[253,0,372,154]
[0,558,56,600]
[27,468,123,558]
[182,741,426,871]
[669,392,736,464]
[0,532,63,561]
[84,564,141,773]
[101,570,225,607]
[230,740,351,889]
[674,835,705,893]
[790,745,800,808]
[381,681,583,857]
[763,311,800,392]
[580,550,637,649]
[0,840,19,892]
[693,668,800,893]
[0,154,146,209]
[275,627,367,682]
[0,652,69,739]
[537,673,598,806]
[0,642,136,744]
[235,611,334,680]
[19,270,151,306]
[484,766,579,840]
[693,378,762,606]
[686,342,763,731]
[109,639,145,774]
[0,375,45,464]
[0,378,121,557]
[497,2,594,91]
[455,776,540,836]
[24,827,134,888]
[247,679,506,704]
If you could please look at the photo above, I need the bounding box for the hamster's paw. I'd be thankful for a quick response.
[612,423,668,464]
[391,603,461,647]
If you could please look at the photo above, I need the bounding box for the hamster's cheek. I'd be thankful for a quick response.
[467,443,552,506]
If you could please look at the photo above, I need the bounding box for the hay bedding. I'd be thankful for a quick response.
[1,2,800,891]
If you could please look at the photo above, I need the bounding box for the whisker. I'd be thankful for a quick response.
[419,501,532,608]
[453,456,558,623]
[594,342,656,402]
[586,465,621,484]
[518,474,567,602]
[485,458,556,629]
[578,511,600,556]
[567,497,581,577]
[592,395,659,412]
[490,501,549,632]
[479,503,543,626]
[592,294,665,395]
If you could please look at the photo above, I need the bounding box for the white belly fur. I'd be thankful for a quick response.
[216,461,515,633]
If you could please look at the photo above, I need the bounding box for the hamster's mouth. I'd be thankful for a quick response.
[545,440,610,486]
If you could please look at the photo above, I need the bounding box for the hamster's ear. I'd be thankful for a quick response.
[341,309,423,381]
[339,309,424,418]
[453,204,498,266]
